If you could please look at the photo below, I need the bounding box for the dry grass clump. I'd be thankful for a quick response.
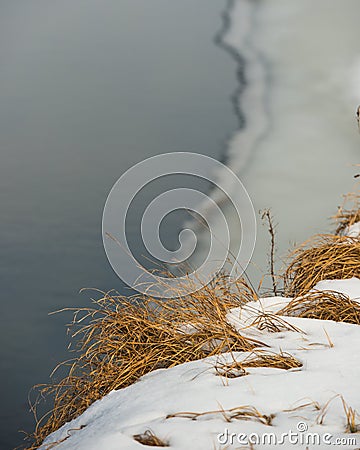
[279,290,360,324]
[341,397,360,433]
[284,234,360,296]
[133,430,169,447]
[215,360,249,379]
[333,193,360,236]
[166,405,275,425]
[215,350,302,379]
[242,350,302,370]
[248,309,303,333]
[306,394,360,432]
[26,275,261,449]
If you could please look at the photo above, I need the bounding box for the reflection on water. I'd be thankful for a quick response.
[193,0,360,289]
[0,1,237,446]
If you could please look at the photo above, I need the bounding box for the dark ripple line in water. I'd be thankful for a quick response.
[213,0,248,171]
[214,0,270,175]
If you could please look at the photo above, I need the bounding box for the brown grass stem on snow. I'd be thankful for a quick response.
[333,192,360,235]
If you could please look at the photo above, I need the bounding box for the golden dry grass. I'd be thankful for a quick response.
[215,350,302,379]
[248,309,303,333]
[279,290,360,324]
[133,430,169,447]
[25,275,261,449]
[341,397,360,433]
[284,234,360,296]
[166,405,275,425]
[241,350,302,370]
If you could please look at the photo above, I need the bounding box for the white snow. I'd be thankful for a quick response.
[39,279,360,449]
[345,222,360,238]
[313,277,360,301]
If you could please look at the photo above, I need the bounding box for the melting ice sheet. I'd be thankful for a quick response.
[192,0,360,285]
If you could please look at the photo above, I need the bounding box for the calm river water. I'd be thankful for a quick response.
[0,1,237,447]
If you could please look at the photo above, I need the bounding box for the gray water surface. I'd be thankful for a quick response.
[0,1,237,447]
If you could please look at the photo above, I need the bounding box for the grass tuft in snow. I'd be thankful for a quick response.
[242,350,302,370]
[342,396,360,433]
[279,290,360,324]
[284,234,360,296]
[215,350,302,380]
[133,430,169,447]
[214,360,249,379]
[248,309,303,333]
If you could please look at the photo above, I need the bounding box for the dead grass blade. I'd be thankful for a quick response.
[133,430,169,447]
[283,399,321,413]
[39,425,86,450]
[166,405,275,425]
[248,309,303,333]
[341,396,360,433]
[333,193,360,235]
[214,361,249,379]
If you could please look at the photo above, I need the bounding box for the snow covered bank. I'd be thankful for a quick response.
[39,278,360,449]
